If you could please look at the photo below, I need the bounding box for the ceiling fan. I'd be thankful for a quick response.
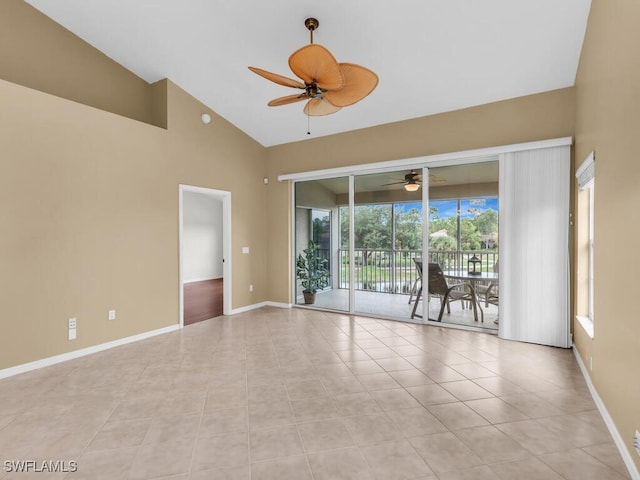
[382,170,447,192]
[248,17,378,117]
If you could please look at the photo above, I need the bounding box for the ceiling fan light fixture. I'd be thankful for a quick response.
[404,181,420,192]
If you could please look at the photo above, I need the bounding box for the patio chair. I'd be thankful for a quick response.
[410,259,424,318]
[411,262,473,321]
[408,257,422,304]
[476,260,499,307]
[429,263,474,321]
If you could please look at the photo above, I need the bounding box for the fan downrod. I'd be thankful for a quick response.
[305,17,319,43]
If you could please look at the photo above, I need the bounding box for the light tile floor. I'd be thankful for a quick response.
[0,307,631,479]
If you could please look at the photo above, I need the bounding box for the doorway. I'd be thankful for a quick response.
[179,185,231,327]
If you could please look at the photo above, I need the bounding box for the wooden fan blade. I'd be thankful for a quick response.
[248,66,305,89]
[268,94,309,106]
[323,63,378,107]
[303,98,342,116]
[289,44,344,90]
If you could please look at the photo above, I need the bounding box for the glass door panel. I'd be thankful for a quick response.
[352,171,423,320]
[427,161,499,330]
[294,178,349,311]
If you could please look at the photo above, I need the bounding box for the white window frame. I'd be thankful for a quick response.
[576,152,595,338]
[587,180,595,321]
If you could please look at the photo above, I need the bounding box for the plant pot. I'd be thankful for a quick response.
[303,292,316,304]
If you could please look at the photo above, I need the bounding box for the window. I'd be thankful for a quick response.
[576,152,595,337]
[587,182,595,321]
[428,197,499,272]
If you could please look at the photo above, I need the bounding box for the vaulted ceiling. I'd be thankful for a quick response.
[26,0,592,147]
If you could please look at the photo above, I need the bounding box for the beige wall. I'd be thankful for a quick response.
[267,88,574,175]
[0,5,268,370]
[0,77,267,370]
[0,0,164,127]
[573,0,640,471]
[265,89,575,304]
[296,181,338,209]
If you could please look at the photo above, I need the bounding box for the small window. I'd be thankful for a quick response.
[576,152,595,337]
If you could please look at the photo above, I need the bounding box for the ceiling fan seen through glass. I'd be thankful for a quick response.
[381,170,447,192]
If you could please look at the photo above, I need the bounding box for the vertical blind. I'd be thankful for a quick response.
[499,146,571,347]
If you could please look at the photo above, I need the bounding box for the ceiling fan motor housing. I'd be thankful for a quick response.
[305,18,319,31]
[306,83,321,98]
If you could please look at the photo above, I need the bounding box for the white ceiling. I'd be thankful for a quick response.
[25,0,591,147]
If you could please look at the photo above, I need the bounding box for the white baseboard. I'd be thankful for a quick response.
[0,302,294,380]
[265,301,292,309]
[573,347,640,480]
[230,301,292,315]
[0,324,180,380]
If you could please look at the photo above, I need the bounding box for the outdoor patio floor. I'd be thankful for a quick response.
[301,289,499,333]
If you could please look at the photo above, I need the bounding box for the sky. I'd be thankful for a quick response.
[396,198,499,219]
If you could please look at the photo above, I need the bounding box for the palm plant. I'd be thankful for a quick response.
[296,240,330,304]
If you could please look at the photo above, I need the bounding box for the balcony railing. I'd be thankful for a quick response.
[336,249,498,293]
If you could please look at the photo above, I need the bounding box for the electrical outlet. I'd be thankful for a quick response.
[634,430,640,456]
[108,309,116,320]
[68,318,77,329]
[249,284,253,292]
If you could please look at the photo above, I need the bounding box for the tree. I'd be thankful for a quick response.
[460,218,481,250]
[475,209,498,236]
[395,207,422,250]
[474,208,498,249]
[431,235,457,250]
[429,216,456,239]
[341,205,393,249]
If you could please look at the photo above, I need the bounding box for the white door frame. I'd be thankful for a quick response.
[179,184,232,327]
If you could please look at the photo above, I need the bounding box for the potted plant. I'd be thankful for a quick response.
[296,240,330,304]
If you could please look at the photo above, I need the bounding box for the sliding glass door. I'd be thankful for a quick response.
[294,177,349,311]
[289,139,572,344]
[292,160,501,333]
[352,171,424,319]
[426,162,499,329]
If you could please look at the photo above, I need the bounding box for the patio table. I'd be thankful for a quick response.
[443,270,499,323]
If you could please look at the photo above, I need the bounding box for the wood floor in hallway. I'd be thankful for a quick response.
[184,278,223,325]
